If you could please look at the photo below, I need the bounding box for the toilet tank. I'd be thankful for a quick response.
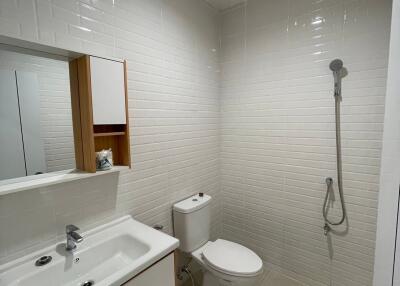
[173,193,211,253]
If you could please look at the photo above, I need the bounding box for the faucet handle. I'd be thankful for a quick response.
[66,224,79,233]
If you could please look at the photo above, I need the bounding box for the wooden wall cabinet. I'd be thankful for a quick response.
[69,55,131,173]
[122,253,175,286]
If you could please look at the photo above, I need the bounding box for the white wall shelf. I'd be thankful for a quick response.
[0,166,128,196]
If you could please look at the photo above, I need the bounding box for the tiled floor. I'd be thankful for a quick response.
[259,270,304,286]
[183,269,305,286]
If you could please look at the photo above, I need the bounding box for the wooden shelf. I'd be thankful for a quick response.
[94,132,125,137]
[69,56,131,173]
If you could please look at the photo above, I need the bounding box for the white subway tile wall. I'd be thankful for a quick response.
[0,49,75,172]
[0,0,221,264]
[205,0,246,11]
[220,1,391,286]
[0,0,393,285]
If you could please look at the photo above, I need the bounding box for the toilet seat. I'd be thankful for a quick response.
[202,239,263,277]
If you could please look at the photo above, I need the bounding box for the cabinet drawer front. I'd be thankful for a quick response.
[123,253,175,286]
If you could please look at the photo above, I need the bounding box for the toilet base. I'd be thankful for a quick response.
[203,271,219,286]
[202,269,261,286]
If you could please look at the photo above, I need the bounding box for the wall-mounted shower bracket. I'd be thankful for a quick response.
[324,223,331,236]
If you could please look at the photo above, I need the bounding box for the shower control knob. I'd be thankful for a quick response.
[199,192,204,197]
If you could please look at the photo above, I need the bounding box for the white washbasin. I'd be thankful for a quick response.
[0,216,179,286]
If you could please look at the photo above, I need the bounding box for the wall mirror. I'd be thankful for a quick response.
[0,36,131,193]
[0,44,75,181]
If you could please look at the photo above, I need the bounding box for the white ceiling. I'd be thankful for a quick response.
[205,0,246,11]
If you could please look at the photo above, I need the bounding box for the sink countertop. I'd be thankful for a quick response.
[0,215,179,286]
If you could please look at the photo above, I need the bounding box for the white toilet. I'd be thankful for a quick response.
[173,193,263,286]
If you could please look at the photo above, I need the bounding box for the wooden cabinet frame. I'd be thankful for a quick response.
[69,55,131,172]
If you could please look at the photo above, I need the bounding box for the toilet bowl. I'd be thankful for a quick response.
[192,239,263,286]
[173,194,263,286]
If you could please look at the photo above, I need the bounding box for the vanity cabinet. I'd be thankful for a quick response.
[123,253,175,286]
[69,55,131,173]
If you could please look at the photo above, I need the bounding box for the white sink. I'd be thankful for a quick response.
[0,216,179,286]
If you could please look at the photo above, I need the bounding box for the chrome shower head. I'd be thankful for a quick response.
[329,59,343,72]
[329,59,343,98]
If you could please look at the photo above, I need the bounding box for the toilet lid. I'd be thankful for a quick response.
[202,239,263,277]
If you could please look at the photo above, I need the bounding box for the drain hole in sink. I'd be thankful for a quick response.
[35,256,52,266]
[80,280,95,286]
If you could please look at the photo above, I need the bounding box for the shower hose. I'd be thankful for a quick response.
[323,93,347,227]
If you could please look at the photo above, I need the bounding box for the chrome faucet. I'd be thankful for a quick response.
[66,225,83,251]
